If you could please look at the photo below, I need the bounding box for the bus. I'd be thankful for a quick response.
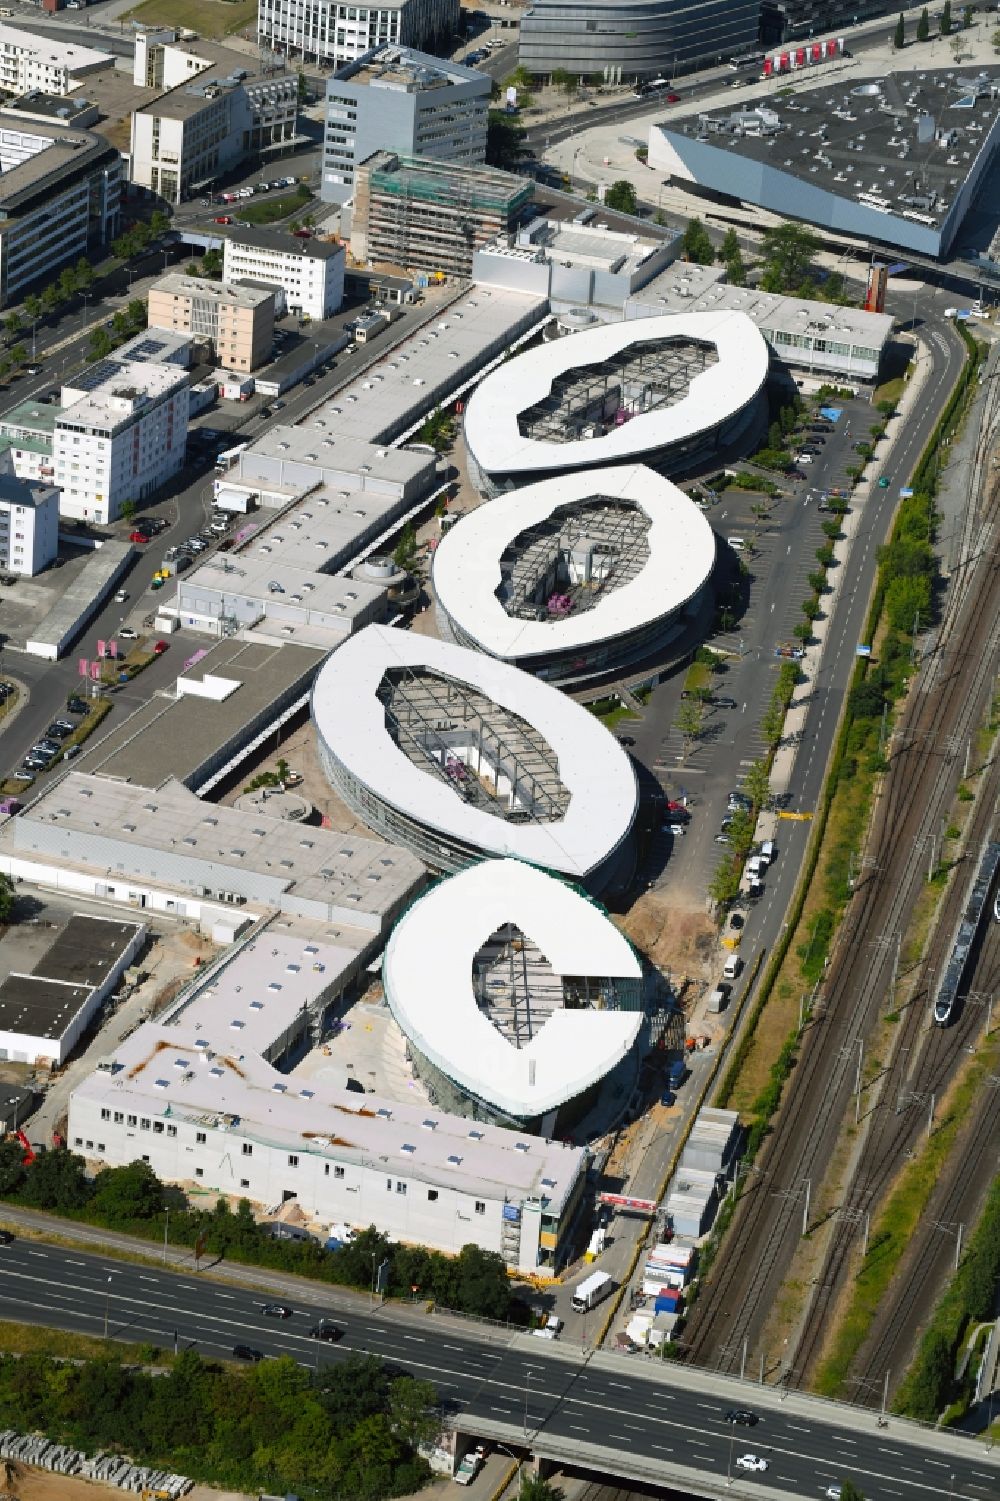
[728,50,765,70]
[634,76,670,97]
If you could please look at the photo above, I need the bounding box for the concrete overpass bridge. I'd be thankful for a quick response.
[450,1336,1000,1501]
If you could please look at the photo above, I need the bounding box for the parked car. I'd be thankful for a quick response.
[129,531,148,544]
[66,697,88,715]
[25,363,41,376]
[714,696,737,709]
[532,1315,563,1340]
[45,724,71,741]
[153,640,169,655]
[118,627,138,641]
[114,589,128,603]
[213,216,234,225]
[668,823,686,836]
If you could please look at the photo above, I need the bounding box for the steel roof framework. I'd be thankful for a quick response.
[517,335,719,445]
[497,497,651,623]
[376,666,570,825]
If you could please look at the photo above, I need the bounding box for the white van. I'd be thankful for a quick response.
[760,839,775,866]
[728,536,745,551]
[723,953,743,981]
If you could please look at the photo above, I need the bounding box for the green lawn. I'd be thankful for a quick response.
[236,191,312,226]
[123,0,258,40]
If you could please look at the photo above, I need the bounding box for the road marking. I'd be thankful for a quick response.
[787,1423,811,1432]
[402,1335,425,1343]
[838,1436,857,1444]
[651,1444,672,1453]
[697,1402,717,1411]
[607,1380,628,1389]
[66,1260,85,1267]
[443,1343,463,1351]
[878,1449,902,1457]
[569,1425,588,1433]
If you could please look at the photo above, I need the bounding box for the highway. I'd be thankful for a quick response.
[0,1236,995,1501]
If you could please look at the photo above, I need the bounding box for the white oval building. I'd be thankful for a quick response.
[383,858,646,1130]
[313,625,638,893]
[433,464,717,686]
[463,309,770,492]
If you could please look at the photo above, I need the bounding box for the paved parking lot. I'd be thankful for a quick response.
[628,395,876,907]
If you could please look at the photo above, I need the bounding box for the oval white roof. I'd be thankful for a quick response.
[464,308,769,478]
[432,464,716,662]
[382,858,644,1118]
[312,625,637,881]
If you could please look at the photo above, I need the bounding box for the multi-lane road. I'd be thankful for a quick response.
[0,1235,995,1501]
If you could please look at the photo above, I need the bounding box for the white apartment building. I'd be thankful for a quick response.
[54,360,190,525]
[222,228,345,320]
[130,29,298,204]
[0,25,113,96]
[0,117,121,308]
[0,461,58,576]
[258,0,459,71]
[321,45,489,205]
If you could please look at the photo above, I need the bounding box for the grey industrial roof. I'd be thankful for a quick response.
[30,914,142,987]
[340,44,489,93]
[226,225,345,261]
[26,541,132,657]
[0,974,92,1043]
[17,774,423,923]
[70,636,323,791]
[672,68,1000,220]
[0,115,119,216]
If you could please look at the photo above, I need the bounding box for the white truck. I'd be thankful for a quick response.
[571,1269,614,1313]
[455,1446,485,1485]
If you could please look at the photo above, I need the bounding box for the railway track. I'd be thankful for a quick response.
[683,353,1000,1380]
[841,925,1000,1404]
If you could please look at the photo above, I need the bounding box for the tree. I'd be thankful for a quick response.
[917,6,930,40]
[111,310,128,338]
[677,701,703,750]
[839,1480,867,1501]
[149,210,170,239]
[74,256,94,291]
[744,758,771,809]
[708,858,740,907]
[941,0,952,32]
[22,294,41,324]
[894,12,905,48]
[0,1140,26,1196]
[0,873,13,923]
[18,1148,90,1211]
[719,227,740,264]
[126,299,147,330]
[89,1160,163,1226]
[119,500,137,523]
[519,1480,566,1501]
[297,68,309,103]
[486,111,527,170]
[8,343,25,366]
[3,312,20,339]
[58,265,78,301]
[550,67,576,96]
[761,222,819,292]
[40,284,59,315]
[89,327,113,362]
[605,179,637,214]
[681,216,714,265]
[0,358,11,385]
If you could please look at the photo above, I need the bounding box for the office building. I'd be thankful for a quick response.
[222,228,345,321]
[321,45,489,205]
[148,274,276,371]
[0,24,114,96]
[54,359,190,525]
[0,460,59,576]
[351,151,533,278]
[463,309,770,491]
[257,0,459,71]
[313,624,639,894]
[129,28,298,205]
[383,858,646,1134]
[0,116,121,308]
[433,463,716,687]
[647,70,1000,261]
[517,0,760,82]
[761,0,885,45]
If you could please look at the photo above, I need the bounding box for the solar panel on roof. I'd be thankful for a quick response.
[126,337,169,361]
[70,357,125,392]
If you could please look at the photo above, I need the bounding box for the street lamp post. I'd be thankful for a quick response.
[523,1369,533,1439]
[370,1252,377,1310]
[103,1276,112,1340]
[162,1205,170,1265]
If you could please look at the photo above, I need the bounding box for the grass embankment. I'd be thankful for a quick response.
[123,0,257,39]
[237,190,312,227]
[813,1038,1000,1396]
[588,694,638,730]
[0,1319,172,1366]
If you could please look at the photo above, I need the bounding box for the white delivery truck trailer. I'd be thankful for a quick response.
[571,1269,614,1313]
